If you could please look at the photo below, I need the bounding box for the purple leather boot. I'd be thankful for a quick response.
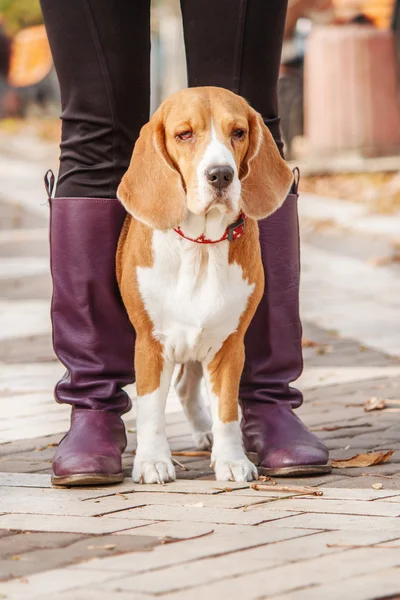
[240,184,331,477]
[48,182,135,486]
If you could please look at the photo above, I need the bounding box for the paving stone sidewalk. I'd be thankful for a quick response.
[1,133,400,599]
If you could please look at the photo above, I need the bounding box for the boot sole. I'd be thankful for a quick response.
[51,473,124,487]
[247,452,332,477]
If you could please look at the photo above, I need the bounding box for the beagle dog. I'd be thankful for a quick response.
[117,86,293,483]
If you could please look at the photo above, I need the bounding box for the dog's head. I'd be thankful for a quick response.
[118,87,293,230]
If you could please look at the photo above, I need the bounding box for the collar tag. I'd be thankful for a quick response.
[227,214,246,242]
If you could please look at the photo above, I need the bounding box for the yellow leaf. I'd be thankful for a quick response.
[302,338,319,348]
[331,451,394,469]
[365,397,386,412]
[372,483,384,490]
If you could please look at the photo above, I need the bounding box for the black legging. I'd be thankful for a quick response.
[40,0,288,199]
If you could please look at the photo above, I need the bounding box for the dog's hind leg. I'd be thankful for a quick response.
[175,361,213,450]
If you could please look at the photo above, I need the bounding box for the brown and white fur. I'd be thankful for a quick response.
[116,87,293,483]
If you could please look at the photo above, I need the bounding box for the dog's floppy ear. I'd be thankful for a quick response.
[240,108,293,219]
[117,106,187,230]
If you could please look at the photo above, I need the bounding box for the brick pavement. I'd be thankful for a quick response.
[0,133,400,599]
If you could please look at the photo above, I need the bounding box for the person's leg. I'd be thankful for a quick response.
[42,0,150,199]
[181,0,329,475]
[41,0,151,485]
[181,0,285,154]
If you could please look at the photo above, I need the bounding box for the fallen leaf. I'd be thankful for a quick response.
[115,493,128,500]
[331,450,394,469]
[11,555,21,561]
[316,345,333,355]
[258,475,275,483]
[301,339,332,354]
[372,483,384,490]
[302,338,319,348]
[365,397,387,412]
[36,443,58,451]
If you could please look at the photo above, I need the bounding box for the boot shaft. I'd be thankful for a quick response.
[49,190,135,414]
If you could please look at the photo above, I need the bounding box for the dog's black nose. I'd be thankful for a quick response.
[206,165,234,190]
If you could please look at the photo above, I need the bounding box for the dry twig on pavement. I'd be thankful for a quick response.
[251,483,323,496]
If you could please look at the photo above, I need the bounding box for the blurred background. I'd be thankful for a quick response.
[1,0,400,218]
[1,0,400,154]
[1,0,400,204]
[1,0,400,441]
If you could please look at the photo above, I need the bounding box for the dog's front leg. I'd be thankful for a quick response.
[204,337,258,482]
[133,336,175,484]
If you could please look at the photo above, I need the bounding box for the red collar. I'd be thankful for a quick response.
[174,212,247,244]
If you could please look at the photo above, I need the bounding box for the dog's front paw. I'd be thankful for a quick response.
[133,457,176,484]
[213,456,258,482]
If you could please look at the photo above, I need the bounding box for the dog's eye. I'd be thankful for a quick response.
[177,130,193,141]
[232,128,246,139]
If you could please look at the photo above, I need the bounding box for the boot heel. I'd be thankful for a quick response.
[246,448,332,477]
[51,472,124,487]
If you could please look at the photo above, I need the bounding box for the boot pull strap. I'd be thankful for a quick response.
[292,167,300,196]
[44,169,56,198]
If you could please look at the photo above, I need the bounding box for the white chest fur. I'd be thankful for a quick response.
[136,229,254,365]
